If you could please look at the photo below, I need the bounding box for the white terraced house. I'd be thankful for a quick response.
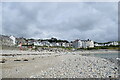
[95,41,119,47]
[62,42,71,47]
[34,41,43,46]
[72,39,94,48]
[110,41,118,46]
[72,39,83,48]
[41,41,51,46]
[105,41,118,46]
[51,42,57,47]
[9,35,16,45]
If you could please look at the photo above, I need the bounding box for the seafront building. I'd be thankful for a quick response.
[9,36,16,45]
[94,41,119,47]
[72,39,82,48]
[72,39,94,48]
[0,35,15,46]
[109,41,118,46]
[94,43,104,47]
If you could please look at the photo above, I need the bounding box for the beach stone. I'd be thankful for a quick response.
[14,54,118,78]
[14,59,21,61]
[23,59,28,61]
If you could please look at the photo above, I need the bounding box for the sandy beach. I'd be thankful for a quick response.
[0,49,119,78]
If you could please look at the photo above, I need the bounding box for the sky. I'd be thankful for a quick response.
[1,2,118,42]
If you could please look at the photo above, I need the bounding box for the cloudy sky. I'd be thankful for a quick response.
[1,2,118,42]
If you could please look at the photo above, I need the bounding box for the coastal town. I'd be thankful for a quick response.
[0,35,119,49]
[0,35,119,78]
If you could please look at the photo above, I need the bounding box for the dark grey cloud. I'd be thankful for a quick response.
[1,2,118,42]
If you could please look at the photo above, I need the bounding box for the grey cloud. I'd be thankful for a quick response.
[2,2,118,42]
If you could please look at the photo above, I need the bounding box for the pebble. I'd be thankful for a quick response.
[31,55,118,78]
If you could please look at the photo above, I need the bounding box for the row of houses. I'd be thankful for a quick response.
[94,41,119,47]
[0,35,119,48]
[0,35,71,47]
[72,39,119,48]
[34,41,70,47]
[33,41,71,47]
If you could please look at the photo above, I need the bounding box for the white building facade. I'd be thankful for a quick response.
[72,39,94,48]
[110,41,118,46]
[9,36,16,45]
[72,39,83,48]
